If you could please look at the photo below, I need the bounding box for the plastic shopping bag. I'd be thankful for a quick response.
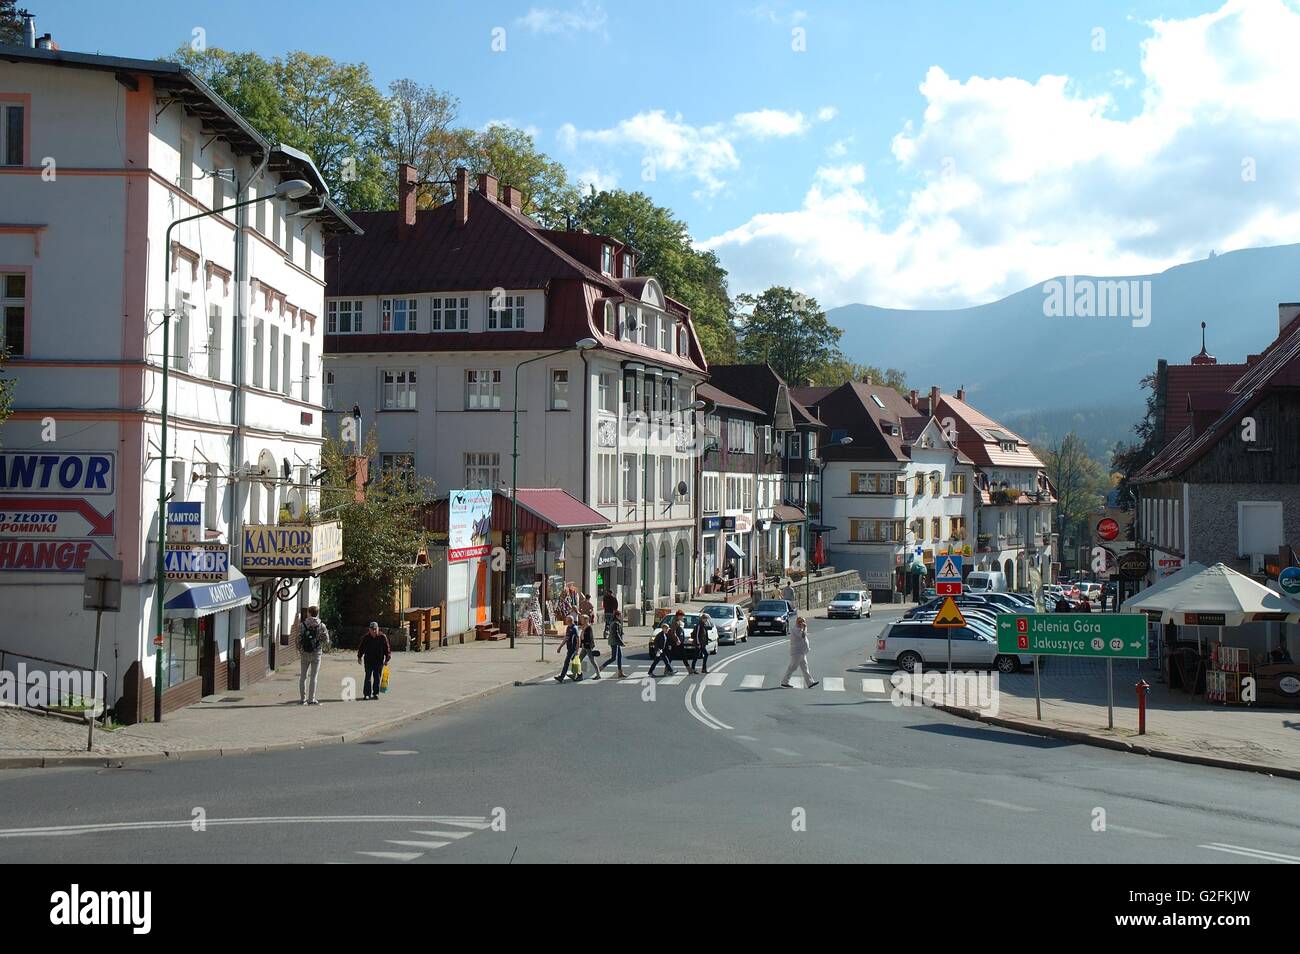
[380,664,390,693]
[569,656,581,679]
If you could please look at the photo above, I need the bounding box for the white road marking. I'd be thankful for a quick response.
[1106,825,1168,839]
[687,638,787,731]
[408,829,473,840]
[787,677,806,689]
[976,798,1036,813]
[660,674,687,686]
[771,747,801,757]
[733,735,758,741]
[378,750,418,756]
[386,839,450,849]
[739,674,765,689]
[1199,843,1300,864]
[862,677,888,694]
[822,677,845,691]
[701,672,727,686]
[355,851,422,861]
[889,779,933,791]
[0,815,488,838]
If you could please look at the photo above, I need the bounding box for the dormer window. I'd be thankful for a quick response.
[601,245,614,275]
[1000,440,1017,453]
[603,301,615,335]
[623,253,634,277]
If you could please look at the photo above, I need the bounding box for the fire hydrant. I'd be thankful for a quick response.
[1136,679,1151,735]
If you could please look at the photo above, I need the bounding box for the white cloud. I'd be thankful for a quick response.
[816,106,837,122]
[744,3,808,26]
[558,106,816,194]
[576,167,619,193]
[482,118,542,141]
[515,2,607,35]
[703,0,1300,308]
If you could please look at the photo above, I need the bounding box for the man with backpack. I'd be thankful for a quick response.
[357,621,391,700]
[297,605,330,705]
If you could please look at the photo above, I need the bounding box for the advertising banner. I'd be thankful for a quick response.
[0,451,116,573]
[448,490,492,562]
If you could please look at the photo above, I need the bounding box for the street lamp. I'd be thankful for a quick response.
[153,177,313,723]
[805,436,851,610]
[511,337,597,656]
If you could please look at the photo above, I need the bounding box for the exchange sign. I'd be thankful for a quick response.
[996,614,1147,658]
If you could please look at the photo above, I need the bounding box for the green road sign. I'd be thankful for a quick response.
[996,614,1147,658]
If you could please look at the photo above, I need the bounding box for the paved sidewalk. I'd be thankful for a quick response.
[0,637,564,768]
[902,658,1300,778]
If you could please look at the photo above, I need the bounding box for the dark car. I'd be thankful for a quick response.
[748,599,796,637]
[904,594,990,620]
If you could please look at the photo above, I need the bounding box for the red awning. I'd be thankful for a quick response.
[424,489,610,535]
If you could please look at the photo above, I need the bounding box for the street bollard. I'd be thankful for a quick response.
[1136,679,1150,735]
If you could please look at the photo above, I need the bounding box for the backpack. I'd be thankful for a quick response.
[300,620,321,654]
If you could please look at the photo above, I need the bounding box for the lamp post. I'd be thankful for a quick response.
[154,178,313,723]
[511,338,596,655]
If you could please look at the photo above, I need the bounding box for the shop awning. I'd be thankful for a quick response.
[726,539,746,559]
[163,568,252,619]
[772,505,805,523]
[424,488,610,535]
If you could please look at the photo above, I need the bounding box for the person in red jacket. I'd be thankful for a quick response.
[357,622,391,700]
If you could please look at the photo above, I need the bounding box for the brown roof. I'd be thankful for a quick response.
[1136,315,1300,482]
[696,383,764,416]
[790,385,834,406]
[800,382,922,463]
[708,364,822,429]
[1161,361,1250,448]
[933,393,1045,469]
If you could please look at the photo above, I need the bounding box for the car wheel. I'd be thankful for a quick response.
[897,651,922,674]
[994,654,1019,674]
[741,633,748,642]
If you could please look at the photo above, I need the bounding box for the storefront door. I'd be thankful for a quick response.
[199,616,216,697]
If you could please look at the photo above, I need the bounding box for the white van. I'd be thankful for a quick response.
[964,570,1006,593]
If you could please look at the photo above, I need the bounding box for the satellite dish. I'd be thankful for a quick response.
[286,486,305,520]
[257,449,278,489]
[625,312,639,332]
[676,480,689,497]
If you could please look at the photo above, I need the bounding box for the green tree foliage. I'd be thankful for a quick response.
[735,287,842,386]
[0,346,14,446]
[811,357,908,391]
[1043,431,1111,530]
[0,2,31,45]
[317,430,434,625]
[575,189,736,362]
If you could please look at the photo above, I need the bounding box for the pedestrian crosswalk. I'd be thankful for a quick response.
[538,668,896,698]
[354,817,489,863]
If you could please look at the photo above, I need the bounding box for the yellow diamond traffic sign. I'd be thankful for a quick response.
[932,596,967,628]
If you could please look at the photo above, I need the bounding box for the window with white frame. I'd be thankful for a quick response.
[788,433,802,458]
[252,319,264,387]
[645,454,656,502]
[381,369,417,410]
[327,300,362,334]
[658,316,670,352]
[763,425,772,455]
[430,296,470,331]
[597,453,617,505]
[1,102,24,166]
[1,272,24,355]
[702,474,719,512]
[550,369,570,410]
[179,133,194,194]
[660,457,672,502]
[489,294,525,330]
[603,301,615,335]
[678,325,688,356]
[206,304,222,379]
[382,298,417,332]
[269,326,280,391]
[466,369,502,409]
[622,454,638,503]
[300,342,310,402]
[598,373,614,413]
[465,452,500,489]
[601,245,614,275]
[323,370,335,410]
[380,453,415,487]
[622,252,633,277]
[171,290,191,373]
[282,333,292,396]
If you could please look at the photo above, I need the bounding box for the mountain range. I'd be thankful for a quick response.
[826,243,1300,457]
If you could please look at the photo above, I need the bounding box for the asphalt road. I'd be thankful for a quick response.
[1,604,1298,864]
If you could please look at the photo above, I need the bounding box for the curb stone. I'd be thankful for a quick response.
[906,687,1300,781]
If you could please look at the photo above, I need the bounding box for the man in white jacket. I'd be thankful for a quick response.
[780,616,819,688]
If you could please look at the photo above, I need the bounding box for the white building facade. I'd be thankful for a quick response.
[0,46,356,721]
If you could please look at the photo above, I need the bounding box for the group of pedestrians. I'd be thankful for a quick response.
[552,589,819,688]
[291,607,393,704]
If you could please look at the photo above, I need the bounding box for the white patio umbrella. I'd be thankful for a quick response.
[1124,562,1300,628]
[1120,561,1208,614]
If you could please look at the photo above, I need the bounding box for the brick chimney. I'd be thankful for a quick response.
[478,172,499,203]
[909,388,918,408]
[955,386,965,401]
[929,386,941,414]
[454,167,470,228]
[397,163,417,240]
[1279,303,1300,334]
[503,185,523,212]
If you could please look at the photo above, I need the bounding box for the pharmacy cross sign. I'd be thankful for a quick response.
[995,614,1147,658]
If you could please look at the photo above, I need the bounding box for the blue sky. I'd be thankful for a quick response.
[33,0,1298,309]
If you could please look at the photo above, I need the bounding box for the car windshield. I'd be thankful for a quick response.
[833,592,859,601]
[756,601,787,612]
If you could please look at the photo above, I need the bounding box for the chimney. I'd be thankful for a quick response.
[478,172,499,203]
[22,14,35,48]
[504,185,523,212]
[1280,303,1300,334]
[454,167,469,228]
[929,386,941,414]
[909,388,918,408]
[955,386,965,401]
[36,33,55,49]
[397,163,416,240]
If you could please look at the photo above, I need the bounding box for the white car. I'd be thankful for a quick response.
[827,589,872,619]
[705,603,749,645]
[873,618,1030,674]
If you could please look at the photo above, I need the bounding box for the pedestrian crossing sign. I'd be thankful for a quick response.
[936,555,963,582]
[932,596,967,628]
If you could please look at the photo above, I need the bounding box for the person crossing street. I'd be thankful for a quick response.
[577,614,601,680]
[554,615,580,682]
[601,609,627,678]
[780,615,818,689]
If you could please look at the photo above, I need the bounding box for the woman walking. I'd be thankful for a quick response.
[577,614,601,680]
[601,609,627,678]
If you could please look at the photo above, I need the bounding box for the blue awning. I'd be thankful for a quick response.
[163,568,252,618]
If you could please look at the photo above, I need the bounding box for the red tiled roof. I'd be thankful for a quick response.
[934,394,1045,469]
[1161,362,1249,448]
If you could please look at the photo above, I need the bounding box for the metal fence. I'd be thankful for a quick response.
[0,647,106,715]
